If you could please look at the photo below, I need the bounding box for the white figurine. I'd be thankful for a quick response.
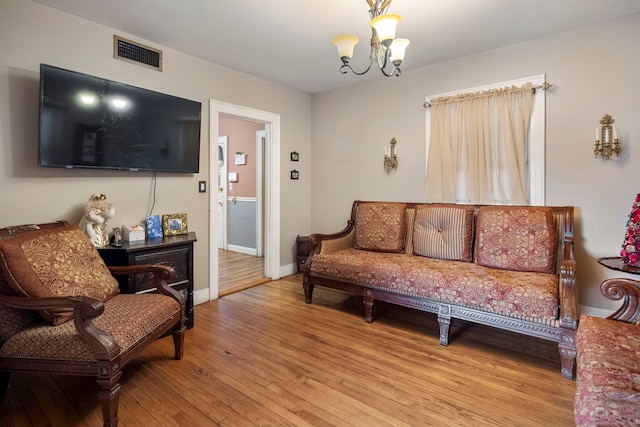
[78,194,115,247]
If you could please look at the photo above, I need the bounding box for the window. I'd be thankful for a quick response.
[424,75,547,205]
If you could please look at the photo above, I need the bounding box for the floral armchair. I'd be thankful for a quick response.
[574,278,640,426]
[0,221,186,427]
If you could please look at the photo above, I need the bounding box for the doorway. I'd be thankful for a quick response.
[208,100,281,302]
[217,121,267,295]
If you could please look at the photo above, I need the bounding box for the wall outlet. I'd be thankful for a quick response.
[198,181,206,193]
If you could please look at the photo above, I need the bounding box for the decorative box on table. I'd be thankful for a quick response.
[122,224,145,242]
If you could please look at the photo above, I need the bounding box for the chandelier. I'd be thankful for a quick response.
[332,0,410,77]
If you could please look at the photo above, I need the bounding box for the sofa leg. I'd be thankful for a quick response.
[363,289,375,323]
[438,305,451,346]
[97,371,123,427]
[559,347,576,380]
[303,280,314,304]
[558,330,577,379]
[0,371,10,406]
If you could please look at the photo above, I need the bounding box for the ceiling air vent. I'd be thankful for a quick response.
[113,35,163,71]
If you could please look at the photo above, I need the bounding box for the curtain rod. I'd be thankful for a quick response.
[423,82,553,109]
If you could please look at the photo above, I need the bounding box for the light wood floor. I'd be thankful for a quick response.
[218,249,269,296]
[1,275,576,426]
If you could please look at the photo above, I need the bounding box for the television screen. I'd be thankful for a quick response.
[38,64,201,173]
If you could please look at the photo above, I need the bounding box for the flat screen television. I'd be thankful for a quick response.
[38,64,201,173]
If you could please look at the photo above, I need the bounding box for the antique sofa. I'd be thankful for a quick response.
[302,201,577,378]
[574,277,640,426]
[0,221,186,427]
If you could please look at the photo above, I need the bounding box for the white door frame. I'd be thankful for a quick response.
[217,136,228,250]
[256,130,265,258]
[209,100,281,301]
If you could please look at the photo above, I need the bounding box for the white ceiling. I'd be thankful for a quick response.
[31,0,640,94]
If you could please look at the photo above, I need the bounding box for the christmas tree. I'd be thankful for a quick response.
[621,193,640,267]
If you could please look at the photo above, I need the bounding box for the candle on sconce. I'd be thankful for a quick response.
[595,128,599,141]
[613,126,618,140]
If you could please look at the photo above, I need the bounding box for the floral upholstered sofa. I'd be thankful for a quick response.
[574,278,640,426]
[302,201,578,378]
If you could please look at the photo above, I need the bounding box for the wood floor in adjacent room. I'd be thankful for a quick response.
[1,274,576,426]
[218,249,269,296]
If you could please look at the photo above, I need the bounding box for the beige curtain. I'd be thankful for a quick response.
[426,83,533,204]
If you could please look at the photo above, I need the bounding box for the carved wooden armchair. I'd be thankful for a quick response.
[0,221,186,427]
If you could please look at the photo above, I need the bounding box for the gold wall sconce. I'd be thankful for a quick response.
[594,114,621,160]
[384,137,398,173]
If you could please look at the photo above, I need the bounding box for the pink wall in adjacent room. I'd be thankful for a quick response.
[219,117,264,198]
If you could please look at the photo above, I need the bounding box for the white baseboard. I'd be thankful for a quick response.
[279,262,297,278]
[227,244,257,256]
[193,288,211,305]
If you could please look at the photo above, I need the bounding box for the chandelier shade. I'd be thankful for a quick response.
[370,14,400,47]
[332,0,409,77]
[332,35,360,62]
[389,38,410,65]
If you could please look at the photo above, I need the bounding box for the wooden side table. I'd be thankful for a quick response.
[597,256,640,275]
[296,235,313,273]
[98,232,196,328]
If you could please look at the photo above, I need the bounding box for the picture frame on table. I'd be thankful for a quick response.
[162,213,188,236]
[146,215,163,238]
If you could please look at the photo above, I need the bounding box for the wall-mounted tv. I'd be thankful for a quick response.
[38,64,201,173]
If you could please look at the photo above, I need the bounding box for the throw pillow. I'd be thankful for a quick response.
[475,206,556,273]
[355,202,407,253]
[412,204,474,262]
[404,208,416,255]
[0,225,120,325]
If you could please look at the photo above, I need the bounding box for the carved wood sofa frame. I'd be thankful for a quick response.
[0,221,186,427]
[302,201,577,379]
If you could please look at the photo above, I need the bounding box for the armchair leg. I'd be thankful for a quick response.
[0,371,10,406]
[173,325,185,360]
[96,371,123,427]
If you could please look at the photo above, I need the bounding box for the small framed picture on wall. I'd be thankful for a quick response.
[290,170,299,180]
[290,151,299,162]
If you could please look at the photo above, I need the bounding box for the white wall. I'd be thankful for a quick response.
[0,0,312,299]
[310,14,640,313]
